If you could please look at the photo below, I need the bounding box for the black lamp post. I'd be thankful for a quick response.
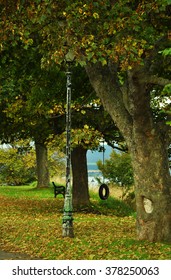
[62,51,74,237]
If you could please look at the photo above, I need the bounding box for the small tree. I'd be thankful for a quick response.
[0,145,36,185]
[97,150,134,187]
[48,145,65,179]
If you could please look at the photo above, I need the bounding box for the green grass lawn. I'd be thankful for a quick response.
[0,184,171,260]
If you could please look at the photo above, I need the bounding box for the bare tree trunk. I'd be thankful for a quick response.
[71,145,90,208]
[35,141,50,188]
[86,63,171,242]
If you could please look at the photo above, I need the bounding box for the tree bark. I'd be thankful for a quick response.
[128,68,171,242]
[71,145,90,208]
[86,63,171,243]
[35,141,50,188]
[132,131,171,242]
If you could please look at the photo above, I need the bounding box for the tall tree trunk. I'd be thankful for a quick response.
[127,68,171,242]
[71,145,90,208]
[35,141,50,188]
[86,63,171,242]
[132,130,171,242]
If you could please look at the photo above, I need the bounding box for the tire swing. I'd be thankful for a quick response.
[98,141,110,200]
[99,183,109,200]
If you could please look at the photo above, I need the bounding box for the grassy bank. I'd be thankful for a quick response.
[0,184,171,260]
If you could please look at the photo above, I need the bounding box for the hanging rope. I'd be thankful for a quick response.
[99,140,109,200]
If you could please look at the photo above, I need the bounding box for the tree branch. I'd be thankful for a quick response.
[144,75,171,86]
[85,63,133,142]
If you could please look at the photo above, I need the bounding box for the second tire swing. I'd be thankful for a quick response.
[98,141,109,200]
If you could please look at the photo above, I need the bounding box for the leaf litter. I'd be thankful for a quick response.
[0,195,171,259]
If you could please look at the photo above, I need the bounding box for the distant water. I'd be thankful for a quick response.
[87,145,112,178]
[87,146,113,187]
[87,164,101,187]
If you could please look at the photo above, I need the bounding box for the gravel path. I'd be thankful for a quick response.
[0,250,36,260]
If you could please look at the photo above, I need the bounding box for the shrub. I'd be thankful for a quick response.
[0,146,36,185]
[97,150,134,187]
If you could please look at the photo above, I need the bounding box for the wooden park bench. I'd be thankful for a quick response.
[52,182,65,198]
